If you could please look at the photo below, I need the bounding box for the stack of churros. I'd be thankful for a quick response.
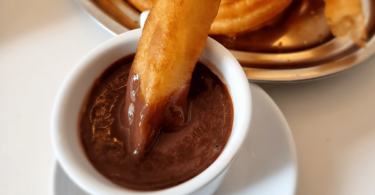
[124,0,367,46]
[128,0,293,36]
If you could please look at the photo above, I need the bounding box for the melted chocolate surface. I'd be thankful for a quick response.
[79,55,233,190]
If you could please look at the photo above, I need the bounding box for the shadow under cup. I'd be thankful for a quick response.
[51,29,252,195]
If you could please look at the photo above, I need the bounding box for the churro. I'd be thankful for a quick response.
[325,0,367,47]
[127,0,292,36]
[124,0,221,156]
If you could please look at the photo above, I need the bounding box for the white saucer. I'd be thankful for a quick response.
[52,83,298,195]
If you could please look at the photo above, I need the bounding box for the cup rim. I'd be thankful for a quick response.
[51,29,252,195]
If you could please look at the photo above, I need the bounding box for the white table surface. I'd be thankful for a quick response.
[1,0,375,194]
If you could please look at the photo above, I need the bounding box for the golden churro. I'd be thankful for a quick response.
[127,0,292,36]
[210,0,292,36]
[124,0,221,156]
[325,0,367,47]
[128,0,152,11]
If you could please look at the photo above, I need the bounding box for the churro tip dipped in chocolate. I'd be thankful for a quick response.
[124,0,222,157]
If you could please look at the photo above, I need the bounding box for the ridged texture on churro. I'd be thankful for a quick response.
[133,0,221,105]
[210,0,292,35]
[127,0,292,36]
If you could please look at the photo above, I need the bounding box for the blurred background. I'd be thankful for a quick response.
[1,0,375,194]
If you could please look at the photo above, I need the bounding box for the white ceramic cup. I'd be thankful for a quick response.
[51,29,252,195]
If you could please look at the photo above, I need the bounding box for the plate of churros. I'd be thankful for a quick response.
[76,0,375,82]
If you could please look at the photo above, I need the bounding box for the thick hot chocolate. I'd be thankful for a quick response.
[79,55,233,190]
